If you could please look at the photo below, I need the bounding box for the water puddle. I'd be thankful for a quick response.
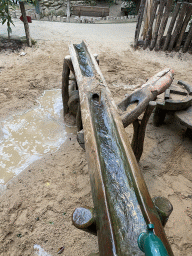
[34,244,52,256]
[0,89,73,186]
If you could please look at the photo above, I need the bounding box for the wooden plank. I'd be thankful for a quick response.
[183,23,192,53]
[134,0,147,48]
[73,6,109,17]
[175,3,192,51]
[168,2,187,51]
[149,0,165,50]
[155,0,173,51]
[163,2,181,51]
[143,0,159,49]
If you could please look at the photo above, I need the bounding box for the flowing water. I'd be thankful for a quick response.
[0,89,71,186]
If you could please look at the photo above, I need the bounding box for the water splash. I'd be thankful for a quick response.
[0,89,67,184]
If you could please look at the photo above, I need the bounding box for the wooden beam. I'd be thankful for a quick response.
[68,41,174,255]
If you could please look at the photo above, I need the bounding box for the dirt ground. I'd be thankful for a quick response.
[0,37,192,256]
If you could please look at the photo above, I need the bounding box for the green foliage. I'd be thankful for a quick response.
[123,0,137,15]
[0,0,37,38]
[0,0,15,38]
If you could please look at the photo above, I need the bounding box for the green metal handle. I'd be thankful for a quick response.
[138,224,169,256]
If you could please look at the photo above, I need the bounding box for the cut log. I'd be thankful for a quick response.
[150,0,165,50]
[155,0,173,51]
[163,2,181,51]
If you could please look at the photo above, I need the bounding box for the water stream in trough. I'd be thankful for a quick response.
[0,89,73,187]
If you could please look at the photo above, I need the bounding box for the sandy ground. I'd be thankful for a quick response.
[0,20,192,256]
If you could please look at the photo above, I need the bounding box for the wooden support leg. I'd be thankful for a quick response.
[72,207,97,235]
[62,55,75,116]
[76,103,83,132]
[152,196,173,227]
[131,101,156,161]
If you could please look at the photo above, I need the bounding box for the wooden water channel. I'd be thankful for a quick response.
[134,0,192,53]
[62,41,175,255]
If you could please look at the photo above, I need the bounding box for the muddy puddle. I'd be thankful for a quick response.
[0,89,75,186]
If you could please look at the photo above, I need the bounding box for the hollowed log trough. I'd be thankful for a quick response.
[62,41,174,255]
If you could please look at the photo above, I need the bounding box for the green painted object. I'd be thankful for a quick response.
[138,224,169,256]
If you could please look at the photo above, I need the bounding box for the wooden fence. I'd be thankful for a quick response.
[134,0,192,53]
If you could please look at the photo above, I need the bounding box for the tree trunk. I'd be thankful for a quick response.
[19,1,32,47]
[66,0,70,23]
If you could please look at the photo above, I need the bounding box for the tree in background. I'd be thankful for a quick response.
[0,0,37,46]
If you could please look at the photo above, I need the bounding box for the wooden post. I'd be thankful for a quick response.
[155,0,173,51]
[150,0,165,50]
[143,0,159,49]
[142,0,154,40]
[134,0,147,48]
[183,23,192,53]
[163,2,181,51]
[19,1,32,47]
[68,41,174,256]
[175,3,192,51]
[66,0,70,22]
[168,2,187,52]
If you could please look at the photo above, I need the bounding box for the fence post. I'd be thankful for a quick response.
[150,0,165,50]
[175,3,192,51]
[155,0,173,51]
[183,23,192,53]
[168,2,187,51]
[163,2,181,51]
[134,0,147,48]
